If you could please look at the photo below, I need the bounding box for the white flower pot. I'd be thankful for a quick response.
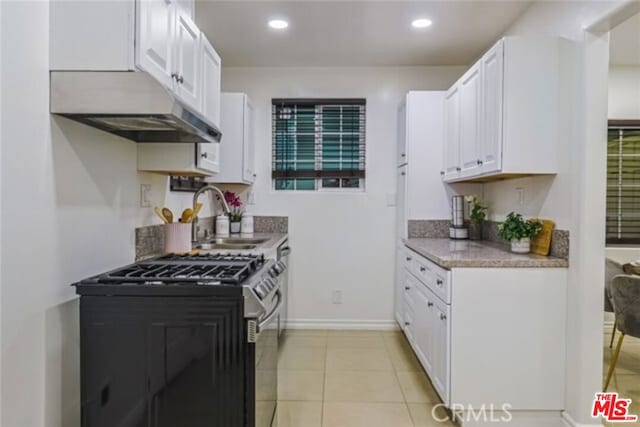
[510,238,531,254]
[230,221,241,234]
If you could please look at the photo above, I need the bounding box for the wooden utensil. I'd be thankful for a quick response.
[180,208,194,223]
[162,208,174,224]
[154,207,169,224]
[191,203,203,221]
[530,219,555,256]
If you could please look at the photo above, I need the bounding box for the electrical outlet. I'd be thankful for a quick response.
[140,184,152,208]
[332,290,343,304]
[247,189,256,205]
[516,188,525,205]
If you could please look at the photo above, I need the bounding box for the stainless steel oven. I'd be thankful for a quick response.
[252,287,282,427]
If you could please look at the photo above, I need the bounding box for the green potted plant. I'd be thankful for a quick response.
[465,195,487,241]
[223,191,244,234]
[497,212,543,253]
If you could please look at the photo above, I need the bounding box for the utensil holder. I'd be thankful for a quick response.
[164,223,192,254]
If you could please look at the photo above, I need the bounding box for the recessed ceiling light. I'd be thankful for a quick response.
[268,19,289,30]
[411,18,433,29]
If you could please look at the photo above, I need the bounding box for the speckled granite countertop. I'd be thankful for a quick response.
[403,238,569,269]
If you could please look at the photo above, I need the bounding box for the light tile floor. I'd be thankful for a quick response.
[603,331,640,426]
[275,329,456,427]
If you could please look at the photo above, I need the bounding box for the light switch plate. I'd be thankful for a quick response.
[140,184,152,208]
[387,193,396,207]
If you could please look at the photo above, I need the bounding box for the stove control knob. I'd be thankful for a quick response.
[254,285,267,299]
[264,277,276,291]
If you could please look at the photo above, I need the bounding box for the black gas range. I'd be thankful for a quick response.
[73,252,286,427]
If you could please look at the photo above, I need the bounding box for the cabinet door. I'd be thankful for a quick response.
[413,285,435,377]
[199,33,221,127]
[442,86,460,181]
[397,102,408,166]
[396,166,407,240]
[481,40,504,174]
[395,249,405,328]
[431,297,451,404]
[196,143,220,174]
[459,64,483,178]
[242,98,256,183]
[173,9,201,111]
[135,0,174,89]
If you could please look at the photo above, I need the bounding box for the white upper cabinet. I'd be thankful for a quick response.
[242,101,256,183]
[397,103,408,166]
[442,37,566,183]
[51,0,221,130]
[480,40,504,174]
[209,93,256,184]
[443,87,460,181]
[173,9,201,110]
[135,0,175,89]
[199,34,222,126]
[458,64,483,178]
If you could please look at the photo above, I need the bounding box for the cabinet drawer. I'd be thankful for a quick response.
[432,265,451,304]
[402,247,415,271]
[406,247,451,304]
[411,255,433,285]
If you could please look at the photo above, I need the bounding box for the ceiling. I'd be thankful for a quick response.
[610,12,640,65]
[195,1,533,67]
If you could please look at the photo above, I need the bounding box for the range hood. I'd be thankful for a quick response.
[50,71,222,144]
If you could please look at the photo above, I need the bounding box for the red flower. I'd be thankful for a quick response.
[223,191,243,209]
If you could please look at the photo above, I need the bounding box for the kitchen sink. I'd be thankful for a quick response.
[195,243,258,250]
[193,237,269,251]
[212,238,269,244]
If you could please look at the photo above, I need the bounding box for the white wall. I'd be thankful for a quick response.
[481,1,630,425]
[0,2,218,426]
[221,66,465,327]
[609,64,640,119]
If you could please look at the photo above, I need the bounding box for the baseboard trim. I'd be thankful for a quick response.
[285,319,399,331]
[561,412,602,427]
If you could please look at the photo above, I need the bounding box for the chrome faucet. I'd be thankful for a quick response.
[192,184,230,242]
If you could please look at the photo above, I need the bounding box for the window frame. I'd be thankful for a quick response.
[606,120,640,246]
[271,98,366,192]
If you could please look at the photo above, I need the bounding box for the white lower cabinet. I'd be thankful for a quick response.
[397,245,567,420]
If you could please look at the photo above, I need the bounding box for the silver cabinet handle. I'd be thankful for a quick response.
[401,171,406,176]
[440,171,445,176]
[456,167,461,172]
[440,313,447,321]
[404,321,411,326]
[436,279,443,285]
[404,286,411,290]
[420,266,426,272]
[427,302,433,307]
[406,257,412,262]
[401,153,406,157]
[171,72,178,80]
[177,75,184,84]
[201,152,208,159]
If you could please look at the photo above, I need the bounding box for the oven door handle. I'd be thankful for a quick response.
[279,247,291,258]
[258,290,282,331]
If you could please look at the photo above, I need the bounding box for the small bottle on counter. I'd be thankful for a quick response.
[241,214,254,234]
[216,215,230,237]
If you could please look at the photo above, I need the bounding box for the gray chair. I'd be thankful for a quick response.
[605,258,624,348]
[603,274,640,391]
